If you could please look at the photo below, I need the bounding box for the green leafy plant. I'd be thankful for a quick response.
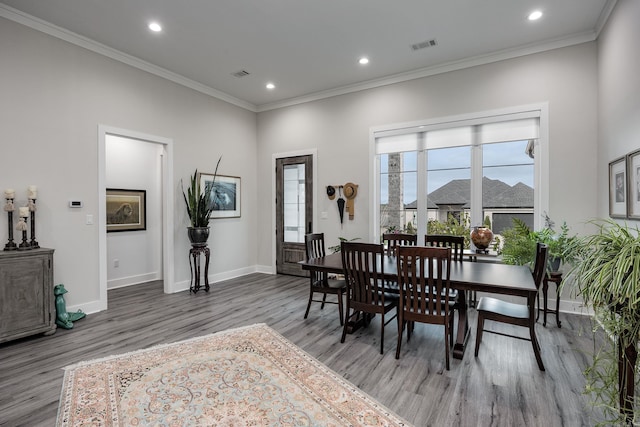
[564,220,640,425]
[181,156,222,227]
[427,213,472,248]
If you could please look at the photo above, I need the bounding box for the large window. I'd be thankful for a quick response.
[373,107,546,246]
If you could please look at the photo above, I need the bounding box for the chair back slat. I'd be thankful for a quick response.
[341,242,387,308]
[383,233,417,257]
[397,246,451,320]
[532,242,549,290]
[305,233,328,285]
[424,234,464,262]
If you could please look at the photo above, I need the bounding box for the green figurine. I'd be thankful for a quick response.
[54,284,86,329]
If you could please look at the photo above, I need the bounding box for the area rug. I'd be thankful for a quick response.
[56,323,411,426]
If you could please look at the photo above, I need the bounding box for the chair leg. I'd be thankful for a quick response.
[337,289,344,326]
[321,293,328,309]
[304,288,314,319]
[474,314,484,357]
[340,306,350,344]
[396,316,404,359]
[380,312,385,354]
[449,311,455,347]
[444,323,450,370]
[529,324,546,371]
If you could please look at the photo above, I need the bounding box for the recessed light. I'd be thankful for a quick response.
[528,10,543,21]
[266,83,275,90]
[148,22,162,32]
[359,57,369,65]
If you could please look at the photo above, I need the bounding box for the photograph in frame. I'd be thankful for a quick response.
[609,156,627,218]
[198,173,241,219]
[106,189,147,232]
[628,150,640,219]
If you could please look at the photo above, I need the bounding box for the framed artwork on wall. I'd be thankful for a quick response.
[106,189,147,232]
[628,150,640,219]
[198,173,241,218]
[609,156,627,219]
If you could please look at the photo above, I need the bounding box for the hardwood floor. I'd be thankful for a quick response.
[0,273,604,426]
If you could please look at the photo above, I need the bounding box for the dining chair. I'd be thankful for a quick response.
[304,233,346,325]
[425,234,464,305]
[474,242,548,370]
[424,235,464,262]
[341,241,398,354]
[395,246,455,369]
[382,233,417,257]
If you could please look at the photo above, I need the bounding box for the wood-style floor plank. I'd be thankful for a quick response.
[0,273,604,426]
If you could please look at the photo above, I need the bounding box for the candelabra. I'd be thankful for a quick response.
[4,198,17,251]
[17,214,30,250]
[29,198,39,248]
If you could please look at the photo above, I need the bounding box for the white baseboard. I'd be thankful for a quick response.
[107,272,161,290]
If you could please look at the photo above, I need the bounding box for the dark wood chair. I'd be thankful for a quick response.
[341,241,398,354]
[424,234,464,262]
[474,243,549,370]
[382,233,417,257]
[395,246,455,369]
[304,233,346,325]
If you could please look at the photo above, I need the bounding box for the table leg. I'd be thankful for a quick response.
[453,290,470,359]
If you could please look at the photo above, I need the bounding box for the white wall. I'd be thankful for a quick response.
[106,135,162,289]
[257,42,599,311]
[0,17,258,311]
[598,0,640,218]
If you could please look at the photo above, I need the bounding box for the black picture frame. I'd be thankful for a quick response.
[609,156,627,219]
[106,188,147,232]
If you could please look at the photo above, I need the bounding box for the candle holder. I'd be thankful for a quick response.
[4,198,17,251]
[29,198,39,249]
[17,216,30,250]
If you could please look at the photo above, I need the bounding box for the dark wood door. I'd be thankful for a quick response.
[276,155,313,276]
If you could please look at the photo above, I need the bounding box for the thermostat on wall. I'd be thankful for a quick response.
[69,200,83,208]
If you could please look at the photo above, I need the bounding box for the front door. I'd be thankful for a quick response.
[276,155,313,276]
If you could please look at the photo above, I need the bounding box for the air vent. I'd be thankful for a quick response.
[411,39,438,51]
[231,70,250,78]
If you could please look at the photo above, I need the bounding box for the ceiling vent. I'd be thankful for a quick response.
[411,39,438,51]
[231,70,250,78]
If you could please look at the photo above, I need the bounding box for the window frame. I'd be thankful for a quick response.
[369,104,549,244]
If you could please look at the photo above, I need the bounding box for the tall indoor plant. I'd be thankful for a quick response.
[565,219,640,425]
[181,156,222,247]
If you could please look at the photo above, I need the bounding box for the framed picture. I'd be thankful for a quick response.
[628,150,640,219]
[198,173,241,218]
[106,189,147,232]
[609,156,627,218]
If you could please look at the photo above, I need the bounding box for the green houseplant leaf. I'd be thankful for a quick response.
[181,156,222,227]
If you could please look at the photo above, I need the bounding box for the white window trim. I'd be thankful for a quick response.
[369,103,549,244]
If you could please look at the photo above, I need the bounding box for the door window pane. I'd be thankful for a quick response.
[283,164,306,242]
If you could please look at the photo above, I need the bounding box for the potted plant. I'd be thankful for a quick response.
[500,217,577,271]
[564,219,640,424]
[181,156,222,247]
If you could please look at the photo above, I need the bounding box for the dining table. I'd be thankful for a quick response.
[299,251,537,360]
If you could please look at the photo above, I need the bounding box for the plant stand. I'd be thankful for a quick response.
[189,246,210,293]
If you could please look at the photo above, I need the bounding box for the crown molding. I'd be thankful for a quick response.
[0,4,258,112]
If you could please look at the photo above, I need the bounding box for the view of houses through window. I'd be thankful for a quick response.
[376,113,539,250]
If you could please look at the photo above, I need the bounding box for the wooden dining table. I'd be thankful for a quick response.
[299,252,537,360]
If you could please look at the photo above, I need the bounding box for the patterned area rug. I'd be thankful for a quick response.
[57,323,411,426]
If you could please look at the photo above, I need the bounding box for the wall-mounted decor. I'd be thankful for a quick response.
[628,150,640,220]
[609,156,627,219]
[198,173,241,218]
[106,189,146,232]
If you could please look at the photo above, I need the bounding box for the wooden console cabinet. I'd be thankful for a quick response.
[0,248,56,344]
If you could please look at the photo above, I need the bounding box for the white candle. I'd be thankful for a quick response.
[4,189,14,199]
[19,206,29,217]
[27,185,37,199]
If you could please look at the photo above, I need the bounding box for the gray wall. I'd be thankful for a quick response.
[0,17,258,310]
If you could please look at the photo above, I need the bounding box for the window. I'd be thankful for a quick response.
[372,106,546,246]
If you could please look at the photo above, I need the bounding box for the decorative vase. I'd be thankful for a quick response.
[187,227,210,247]
[470,226,493,251]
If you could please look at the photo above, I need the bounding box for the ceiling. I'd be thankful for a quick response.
[0,0,615,112]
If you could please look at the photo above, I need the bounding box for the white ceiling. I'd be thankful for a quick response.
[0,0,615,111]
